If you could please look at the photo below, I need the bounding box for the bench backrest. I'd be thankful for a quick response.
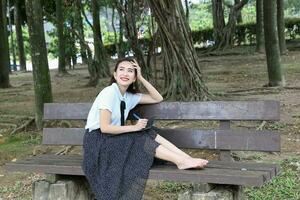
[43,101,280,154]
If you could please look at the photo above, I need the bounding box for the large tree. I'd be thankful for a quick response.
[212,0,248,49]
[147,0,210,100]
[111,3,126,58]
[277,0,287,55]
[0,0,10,88]
[14,0,27,71]
[263,0,284,87]
[25,0,53,129]
[255,0,264,53]
[114,0,151,78]
[91,0,109,78]
[56,0,67,75]
[75,0,88,64]
[8,1,17,72]
[234,0,243,23]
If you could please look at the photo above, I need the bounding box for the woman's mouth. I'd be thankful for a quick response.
[120,77,129,82]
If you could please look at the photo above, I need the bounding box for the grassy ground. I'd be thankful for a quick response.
[1,45,300,199]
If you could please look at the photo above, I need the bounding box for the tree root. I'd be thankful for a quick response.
[0,123,18,129]
[284,86,300,90]
[55,71,73,77]
[55,146,73,155]
[256,121,267,131]
[10,117,35,135]
[226,87,282,94]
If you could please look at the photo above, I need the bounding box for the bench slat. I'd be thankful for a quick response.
[44,101,280,120]
[5,157,273,187]
[43,128,280,152]
[20,154,279,179]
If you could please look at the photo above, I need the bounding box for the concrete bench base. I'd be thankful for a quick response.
[178,185,244,200]
[33,177,244,200]
[33,177,94,200]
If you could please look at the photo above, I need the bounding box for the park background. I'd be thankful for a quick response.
[0,0,300,199]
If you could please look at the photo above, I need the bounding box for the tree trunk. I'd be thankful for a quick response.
[235,0,243,23]
[212,0,248,49]
[115,1,126,58]
[91,0,109,78]
[277,0,287,55]
[114,0,150,78]
[80,2,100,86]
[8,0,17,72]
[14,0,26,71]
[147,0,210,100]
[25,0,53,130]
[263,0,284,87]
[0,0,10,88]
[256,0,264,53]
[111,7,119,58]
[212,0,225,48]
[56,0,67,75]
[75,0,88,65]
[184,0,189,21]
[70,18,77,68]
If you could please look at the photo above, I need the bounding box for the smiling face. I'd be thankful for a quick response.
[113,61,137,88]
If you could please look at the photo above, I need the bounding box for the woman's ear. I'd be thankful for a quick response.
[113,72,117,80]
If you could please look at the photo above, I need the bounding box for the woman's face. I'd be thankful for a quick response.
[114,61,136,87]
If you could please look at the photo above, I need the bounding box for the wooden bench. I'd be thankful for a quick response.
[5,101,281,199]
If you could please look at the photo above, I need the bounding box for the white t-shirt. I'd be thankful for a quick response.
[85,83,142,132]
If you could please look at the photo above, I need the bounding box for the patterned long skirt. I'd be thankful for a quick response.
[82,128,161,200]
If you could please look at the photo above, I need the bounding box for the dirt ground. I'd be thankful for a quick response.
[0,45,300,199]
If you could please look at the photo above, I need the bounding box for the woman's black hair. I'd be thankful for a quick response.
[109,57,140,94]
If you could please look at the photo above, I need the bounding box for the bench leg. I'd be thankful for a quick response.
[232,185,244,200]
[33,175,94,200]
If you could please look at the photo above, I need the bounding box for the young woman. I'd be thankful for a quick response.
[83,57,208,200]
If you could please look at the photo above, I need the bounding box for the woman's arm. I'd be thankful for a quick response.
[132,60,163,104]
[100,109,147,134]
[139,77,163,104]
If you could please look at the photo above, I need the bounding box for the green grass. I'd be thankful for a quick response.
[245,160,300,200]
[0,180,32,200]
[0,134,40,151]
[156,181,192,193]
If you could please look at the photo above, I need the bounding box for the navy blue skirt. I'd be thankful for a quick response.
[82,127,161,200]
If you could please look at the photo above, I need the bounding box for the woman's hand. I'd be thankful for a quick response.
[131,59,143,80]
[134,119,148,131]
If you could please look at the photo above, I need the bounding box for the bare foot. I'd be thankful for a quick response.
[177,158,209,170]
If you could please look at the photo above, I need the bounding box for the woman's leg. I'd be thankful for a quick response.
[154,134,191,158]
[154,145,208,169]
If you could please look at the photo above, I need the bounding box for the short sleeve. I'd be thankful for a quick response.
[128,93,142,109]
[98,87,115,112]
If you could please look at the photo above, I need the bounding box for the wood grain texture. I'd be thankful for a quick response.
[44,101,280,120]
[42,128,280,152]
[5,155,279,187]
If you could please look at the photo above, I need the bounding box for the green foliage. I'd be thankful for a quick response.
[285,0,300,16]
[102,31,116,45]
[47,27,78,60]
[0,133,41,154]
[189,3,213,31]
[266,122,288,131]
[240,4,256,24]
[191,18,300,46]
[8,26,31,61]
[286,18,300,39]
[245,159,300,200]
